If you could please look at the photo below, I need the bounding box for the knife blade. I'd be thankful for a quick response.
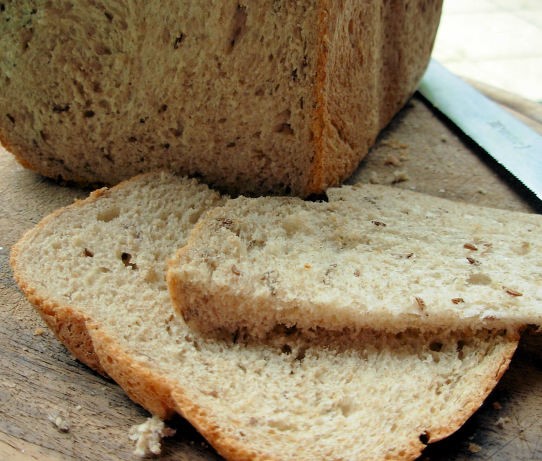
[418,59,542,202]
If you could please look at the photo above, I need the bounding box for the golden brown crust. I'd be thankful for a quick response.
[89,328,178,420]
[10,274,106,375]
[0,131,92,185]
[0,136,34,171]
[427,335,518,443]
[306,0,442,196]
[8,184,114,375]
[170,389,269,461]
[306,0,330,195]
[8,177,156,375]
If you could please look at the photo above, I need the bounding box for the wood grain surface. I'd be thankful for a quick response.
[1,91,541,461]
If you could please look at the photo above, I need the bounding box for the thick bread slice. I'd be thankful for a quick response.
[11,172,518,460]
[168,184,542,338]
[0,1,441,196]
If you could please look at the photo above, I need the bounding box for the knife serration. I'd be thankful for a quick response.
[419,60,542,203]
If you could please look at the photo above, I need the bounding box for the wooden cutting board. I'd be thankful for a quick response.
[1,88,541,461]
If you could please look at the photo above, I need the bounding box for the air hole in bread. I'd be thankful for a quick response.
[338,397,356,417]
[275,122,293,135]
[96,206,120,222]
[295,347,306,361]
[144,268,159,284]
[227,4,247,53]
[171,125,184,137]
[188,212,201,224]
[348,19,355,38]
[467,273,492,285]
[121,252,138,270]
[305,192,329,203]
[419,431,430,445]
[274,109,293,135]
[429,341,443,352]
[95,43,111,55]
[52,104,70,113]
[457,340,466,360]
[173,33,185,49]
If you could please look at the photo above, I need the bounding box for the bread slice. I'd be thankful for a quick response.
[11,171,518,460]
[0,1,442,196]
[168,183,542,338]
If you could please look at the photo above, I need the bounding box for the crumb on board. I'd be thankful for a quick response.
[492,401,502,410]
[468,442,482,453]
[496,417,511,429]
[34,327,45,336]
[384,153,402,166]
[381,139,409,150]
[391,170,409,184]
[129,415,176,457]
[48,413,70,433]
[369,171,381,184]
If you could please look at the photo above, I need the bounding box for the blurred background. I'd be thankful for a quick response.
[432,0,542,102]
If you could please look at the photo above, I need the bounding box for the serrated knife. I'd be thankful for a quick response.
[418,59,542,202]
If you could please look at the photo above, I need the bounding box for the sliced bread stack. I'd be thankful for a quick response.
[11,172,523,460]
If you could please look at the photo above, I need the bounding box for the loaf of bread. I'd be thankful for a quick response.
[168,183,542,338]
[11,172,517,461]
[0,1,442,196]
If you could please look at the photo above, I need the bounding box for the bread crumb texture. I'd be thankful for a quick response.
[129,416,176,457]
[11,172,518,460]
[0,1,441,195]
[170,183,542,338]
[48,412,70,433]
